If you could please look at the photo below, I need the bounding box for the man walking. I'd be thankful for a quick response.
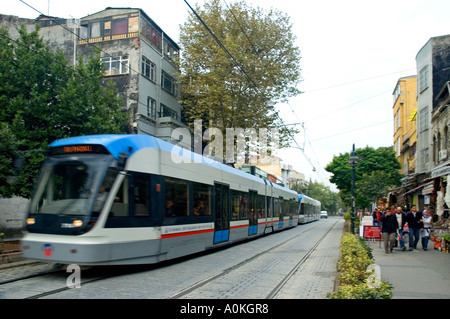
[406,205,423,250]
[381,208,399,254]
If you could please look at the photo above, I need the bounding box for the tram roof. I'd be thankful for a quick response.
[49,134,297,194]
[49,134,173,158]
[298,193,320,205]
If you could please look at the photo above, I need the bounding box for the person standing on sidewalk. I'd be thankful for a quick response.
[421,208,433,251]
[381,208,399,254]
[395,206,407,251]
[406,205,423,251]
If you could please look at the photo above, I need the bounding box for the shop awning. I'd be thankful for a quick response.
[431,161,450,178]
[402,181,433,196]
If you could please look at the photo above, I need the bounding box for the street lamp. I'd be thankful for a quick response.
[348,144,360,234]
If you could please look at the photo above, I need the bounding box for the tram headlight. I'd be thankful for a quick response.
[73,220,83,227]
[26,218,35,225]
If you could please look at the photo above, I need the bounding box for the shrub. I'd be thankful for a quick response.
[329,233,393,299]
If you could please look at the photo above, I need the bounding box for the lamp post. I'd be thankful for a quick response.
[348,144,360,234]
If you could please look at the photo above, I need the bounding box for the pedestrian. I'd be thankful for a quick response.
[381,208,399,254]
[394,206,407,251]
[405,205,423,250]
[372,208,382,226]
[421,208,433,251]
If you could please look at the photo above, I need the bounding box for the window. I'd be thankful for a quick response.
[147,97,157,118]
[419,65,429,93]
[90,22,101,38]
[232,191,248,220]
[394,109,401,132]
[421,148,429,166]
[142,19,162,51]
[445,126,449,151]
[164,40,180,60]
[110,175,129,219]
[161,70,178,96]
[102,56,129,76]
[273,198,280,217]
[105,173,153,228]
[160,103,178,120]
[193,183,211,216]
[112,18,128,35]
[393,83,401,103]
[165,177,189,218]
[142,56,156,82]
[133,174,150,217]
[80,24,88,39]
[257,195,265,219]
[419,106,429,133]
[104,20,111,37]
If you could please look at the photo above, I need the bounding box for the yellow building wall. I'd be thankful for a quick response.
[393,76,417,175]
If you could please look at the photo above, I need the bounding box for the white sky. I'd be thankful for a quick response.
[2,0,450,190]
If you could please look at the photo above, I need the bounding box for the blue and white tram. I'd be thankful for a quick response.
[297,194,321,224]
[21,134,301,265]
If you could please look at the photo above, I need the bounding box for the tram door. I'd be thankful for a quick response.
[265,183,273,231]
[214,183,230,244]
[248,191,258,236]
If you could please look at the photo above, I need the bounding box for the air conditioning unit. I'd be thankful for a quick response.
[439,149,448,161]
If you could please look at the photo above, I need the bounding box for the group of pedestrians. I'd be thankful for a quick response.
[373,205,433,254]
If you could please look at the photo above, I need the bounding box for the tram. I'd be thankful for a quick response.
[297,194,321,224]
[21,134,319,266]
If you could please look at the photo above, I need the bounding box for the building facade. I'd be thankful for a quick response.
[393,75,417,176]
[76,8,187,145]
[415,35,450,175]
[399,34,450,217]
[1,7,188,147]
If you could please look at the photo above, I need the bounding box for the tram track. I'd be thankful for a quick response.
[0,219,339,299]
[169,219,339,299]
[266,218,339,298]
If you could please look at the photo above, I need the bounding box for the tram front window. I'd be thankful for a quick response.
[30,155,114,217]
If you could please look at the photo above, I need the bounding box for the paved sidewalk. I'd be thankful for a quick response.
[369,239,450,299]
[275,218,343,299]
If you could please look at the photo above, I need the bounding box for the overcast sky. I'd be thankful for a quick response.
[3,0,450,190]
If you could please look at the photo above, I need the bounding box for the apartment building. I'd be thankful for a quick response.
[393,75,417,176]
[415,34,450,175]
[1,7,188,147]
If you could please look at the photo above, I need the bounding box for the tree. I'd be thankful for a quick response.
[292,180,342,213]
[325,146,401,209]
[178,0,302,150]
[0,24,127,198]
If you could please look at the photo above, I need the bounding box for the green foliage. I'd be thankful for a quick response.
[338,233,373,285]
[0,24,127,198]
[291,180,342,213]
[331,281,393,299]
[328,233,393,299]
[325,146,402,209]
[178,0,302,147]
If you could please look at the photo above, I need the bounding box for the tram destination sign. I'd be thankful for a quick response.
[49,144,110,155]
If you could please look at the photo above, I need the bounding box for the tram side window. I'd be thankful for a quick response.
[273,198,280,217]
[283,199,290,217]
[165,177,189,217]
[232,191,248,221]
[133,174,150,217]
[110,176,129,218]
[193,183,211,216]
[257,195,265,218]
[290,199,296,217]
